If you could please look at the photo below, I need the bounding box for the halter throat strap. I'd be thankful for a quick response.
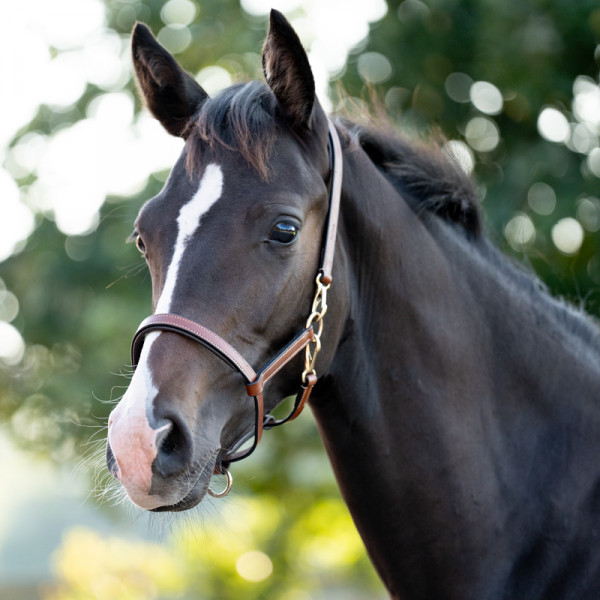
[130,119,342,467]
[320,119,343,285]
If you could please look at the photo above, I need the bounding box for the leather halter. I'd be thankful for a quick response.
[130,119,343,468]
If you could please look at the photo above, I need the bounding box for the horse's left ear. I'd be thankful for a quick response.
[132,22,208,138]
[262,9,315,130]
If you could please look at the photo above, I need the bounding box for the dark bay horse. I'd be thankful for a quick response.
[106,10,600,599]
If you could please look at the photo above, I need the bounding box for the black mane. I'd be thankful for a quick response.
[350,123,482,236]
[345,122,600,352]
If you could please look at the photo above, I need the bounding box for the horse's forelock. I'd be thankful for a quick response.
[186,81,278,181]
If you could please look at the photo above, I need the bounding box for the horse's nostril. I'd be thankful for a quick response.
[155,418,193,477]
[106,440,119,477]
[157,422,178,456]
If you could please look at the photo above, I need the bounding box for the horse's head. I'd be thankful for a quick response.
[106,11,342,511]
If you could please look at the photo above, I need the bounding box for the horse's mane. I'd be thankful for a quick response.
[337,123,600,354]
[348,122,482,237]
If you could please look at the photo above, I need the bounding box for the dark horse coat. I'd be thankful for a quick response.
[106,10,600,599]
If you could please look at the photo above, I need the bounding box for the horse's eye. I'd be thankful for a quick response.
[136,234,146,255]
[268,221,299,244]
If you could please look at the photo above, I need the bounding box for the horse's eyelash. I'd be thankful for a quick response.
[126,231,138,243]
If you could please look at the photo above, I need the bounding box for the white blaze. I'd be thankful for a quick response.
[108,163,224,509]
[138,163,224,364]
[156,163,224,313]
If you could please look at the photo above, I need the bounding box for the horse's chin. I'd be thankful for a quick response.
[113,450,217,512]
[151,478,208,512]
[148,458,215,512]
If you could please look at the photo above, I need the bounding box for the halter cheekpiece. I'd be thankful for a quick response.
[130,119,343,491]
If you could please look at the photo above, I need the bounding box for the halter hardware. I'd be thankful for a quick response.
[129,119,343,497]
[303,273,330,384]
[207,467,233,498]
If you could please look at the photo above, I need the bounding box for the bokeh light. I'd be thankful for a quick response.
[197,66,234,96]
[358,52,393,84]
[236,551,274,582]
[465,116,500,152]
[0,322,25,366]
[570,123,598,154]
[445,72,474,103]
[470,81,503,115]
[587,148,600,178]
[443,140,475,175]
[527,182,557,216]
[577,196,600,232]
[572,76,600,130]
[242,0,387,83]
[552,217,584,255]
[0,168,34,262]
[160,0,198,26]
[0,0,105,150]
[157,24,192,54]
[537,107,570,143]
[504,213,536,251]
[396,0,430,22]
[41,52,88,109]
[0,287,19,324]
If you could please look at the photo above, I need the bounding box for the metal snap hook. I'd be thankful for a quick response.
[208,467,233,498]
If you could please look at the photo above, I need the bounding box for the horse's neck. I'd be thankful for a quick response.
[311,147,600,599]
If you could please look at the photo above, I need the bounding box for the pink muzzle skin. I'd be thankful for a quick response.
[107,394,170,510]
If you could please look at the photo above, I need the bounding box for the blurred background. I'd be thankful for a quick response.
[1,0,599,598]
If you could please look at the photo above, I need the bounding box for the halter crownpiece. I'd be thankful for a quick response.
[130,118,343,492]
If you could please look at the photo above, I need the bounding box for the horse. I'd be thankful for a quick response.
[106,10,600,599]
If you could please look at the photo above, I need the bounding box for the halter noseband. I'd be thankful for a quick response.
[130,119,342,483]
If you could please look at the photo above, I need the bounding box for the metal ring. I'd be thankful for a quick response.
[208,468,233,498]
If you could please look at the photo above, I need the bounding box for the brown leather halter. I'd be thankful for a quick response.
[130,119,342,471]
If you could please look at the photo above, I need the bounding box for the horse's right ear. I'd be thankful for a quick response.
[131,22,208,138]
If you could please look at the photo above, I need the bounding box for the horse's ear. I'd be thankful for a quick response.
[131,22,208,138]
[262,9,315,130]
